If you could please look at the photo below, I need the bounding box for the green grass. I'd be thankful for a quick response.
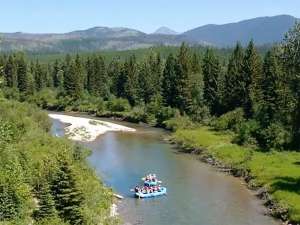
[173,127,300,223]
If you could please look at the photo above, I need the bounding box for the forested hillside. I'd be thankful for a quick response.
[1,23,300,150]
[0,99,116,224]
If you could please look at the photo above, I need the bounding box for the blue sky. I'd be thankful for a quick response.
[1,0,300,33]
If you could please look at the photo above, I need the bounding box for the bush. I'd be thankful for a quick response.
[29,89,58,109]
[35,217,67,225]
[126,105,146,123]
[190,105,210,123]
[106,98,131,112]
[164,113,195,131]
[2,87,20,101]
[156,106,177,127]
[212,108,245,132]
[260,123,292,150]
[0,120,20,145]
[72,94,105,114]
[234,120,260,146]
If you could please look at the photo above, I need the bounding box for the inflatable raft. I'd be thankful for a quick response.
[135,187,167,198]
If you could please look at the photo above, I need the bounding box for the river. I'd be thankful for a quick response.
[50,115,279,225]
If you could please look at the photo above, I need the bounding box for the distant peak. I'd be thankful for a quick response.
[153,26,178,35]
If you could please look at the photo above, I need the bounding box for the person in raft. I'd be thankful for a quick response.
[135,186,140,193]
[146,174,157,182]
[135,186,162,193]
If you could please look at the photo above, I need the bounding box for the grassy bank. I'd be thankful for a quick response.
[173,127,300,223]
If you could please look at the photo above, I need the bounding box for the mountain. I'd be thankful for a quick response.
[0,26,182,53]
[180,15,298,47]
[154,27,178,35]
[0,15,298,53]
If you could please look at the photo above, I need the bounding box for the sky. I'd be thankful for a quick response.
[1,0,300,34]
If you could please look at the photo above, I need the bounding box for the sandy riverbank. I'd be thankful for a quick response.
[49,113,136,142]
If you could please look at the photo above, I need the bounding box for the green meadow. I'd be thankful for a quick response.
[173,127,300,222]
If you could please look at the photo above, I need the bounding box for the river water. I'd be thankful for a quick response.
[51,116,278,225]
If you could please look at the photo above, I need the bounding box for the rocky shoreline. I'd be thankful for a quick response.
[169,138,297,225]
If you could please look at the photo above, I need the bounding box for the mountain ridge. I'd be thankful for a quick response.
[0,15,298,52]
[180,15,298,46]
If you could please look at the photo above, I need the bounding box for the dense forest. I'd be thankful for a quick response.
[1,23,300,151]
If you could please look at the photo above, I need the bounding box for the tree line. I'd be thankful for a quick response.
[1,23,300,150]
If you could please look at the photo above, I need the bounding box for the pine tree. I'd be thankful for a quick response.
[190,57,207,120]
[16,54,28,94]
[162,54,177,107]
[88,56,108,98]
[63,55,83,99]
[282,22,300,147]
[174,43,193,114]
[0,184,20,220]
[25,69,35,96]
[202,48,221,115]
[45,64,53,88]
[223,42,245,112]
[107,57,122,97]
[73,54,84,97]
[242,40,263,117]
[85,57,93,92]
[255,49,281,125]
[63,54,72,94]
[52,60,61,88]
[4,55,17,88]
[190,52,201,74]
[33,179,56,220]
[56,69,64,90]
[137,53,162,104]
[0,56,5,87]
[148,52,163,99]
[34,60,46,91]
[115,63,127,99]
[138,60,152,103]
[51,162,84,225]
[124,55,139,105]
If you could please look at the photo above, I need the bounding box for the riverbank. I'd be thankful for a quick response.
[49,113,136,142]
[0,99,117,224]
[171,126,300,225]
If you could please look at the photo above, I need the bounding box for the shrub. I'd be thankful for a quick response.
[126,105,146,123]
[260,123,292,150]
[0,120,20,145]
[35,217,67,225]
[190,105,210,123]
[234,120,260,146]
[156,106,177,127]
[212,108,245,132]
[56,95,74,111]
[2,87,20,101]
[29,89,59,109]
[73,94,105,114]
[164,113,195,131]
[106,98,130,112]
